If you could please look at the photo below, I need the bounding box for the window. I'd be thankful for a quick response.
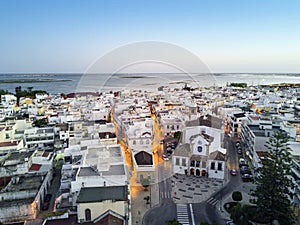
[146,139,150,144]
[218,162,222,171]
[202,161,206,168]
[133,140,136,145]
[210,162,215,170]
[85,209,91,221]
[190,160,195,167]
[167,125,169,129]
[196,161,200,167]
[177,125,179,129]
[182,158,186,167]
[175,158,180,166]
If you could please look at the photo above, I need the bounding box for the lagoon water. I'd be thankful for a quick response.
[0,73,299,94]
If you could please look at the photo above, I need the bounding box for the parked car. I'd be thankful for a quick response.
[240,166,252,174]
[239,158,245,164]
[239,162,248,168]
[226,221,236,225]
[242,173,253,182]
[240,164,250,170]
[163,156,169,161]
[230,169,237,176]
[237,148,243,155]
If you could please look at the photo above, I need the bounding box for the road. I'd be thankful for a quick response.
[192,135,241,225]
[144,159,176,225]
[186,135,241,224]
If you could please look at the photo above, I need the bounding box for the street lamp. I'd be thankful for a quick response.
[220,181,224,212]
[149,180,152,208]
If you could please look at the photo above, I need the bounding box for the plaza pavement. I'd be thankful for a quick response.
[134,170,266,225]
[171,173,226,204]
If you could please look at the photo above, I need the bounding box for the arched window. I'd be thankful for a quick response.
[85,208,91,221]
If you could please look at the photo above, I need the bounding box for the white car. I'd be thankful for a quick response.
[239,158,245,164]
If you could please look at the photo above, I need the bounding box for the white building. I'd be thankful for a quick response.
[24,127,55,149]
[124,119,153,152]
[173,126,227,179]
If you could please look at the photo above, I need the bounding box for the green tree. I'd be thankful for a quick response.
[251,131,296,225]
[33,118,48,127]
[232,191,243,202]
[15,86,22,106]
[230,83,247,88]
[165,219,182,225]
[174,131,182,142]
[230,203,250,225]
[0,89,11,96]
[141,178,150,190]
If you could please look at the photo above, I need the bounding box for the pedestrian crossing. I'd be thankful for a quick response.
[160,191,171,199]
[176,204,190,225]
[206,197,219,206]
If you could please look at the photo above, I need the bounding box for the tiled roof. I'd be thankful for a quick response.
[186,115,222,129]
[134,151,153,165]
[209,150,225,161]
[0,141,19,147]
[173,143,190,157]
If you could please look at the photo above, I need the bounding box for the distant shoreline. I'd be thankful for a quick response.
[0,79,73,83]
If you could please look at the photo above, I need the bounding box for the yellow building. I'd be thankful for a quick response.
[76,185,129,224]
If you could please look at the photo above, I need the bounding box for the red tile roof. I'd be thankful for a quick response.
[0,141,19,147]
[29,164,42,171]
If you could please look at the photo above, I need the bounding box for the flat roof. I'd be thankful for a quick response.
[102,165,125,176]
[0,197,34,208]
[78,167,99,177]
[2,151,34,166]
[77,185,127,203]
[2,175,43,193]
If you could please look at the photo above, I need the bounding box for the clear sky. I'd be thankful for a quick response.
[0,0,300,73]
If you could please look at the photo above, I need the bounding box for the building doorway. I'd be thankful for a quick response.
[190,168,195,175]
